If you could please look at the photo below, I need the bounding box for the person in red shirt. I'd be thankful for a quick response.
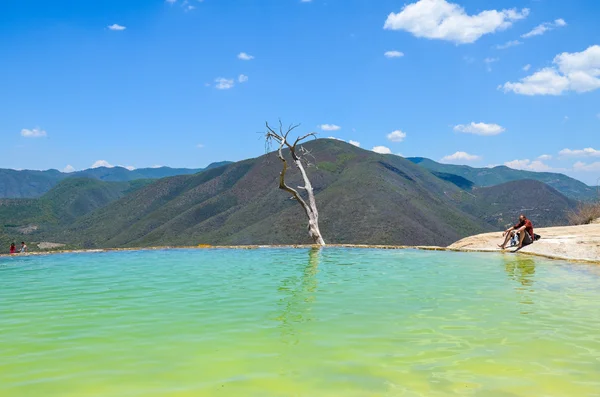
[499,214,534,250]
[9,243,17,254]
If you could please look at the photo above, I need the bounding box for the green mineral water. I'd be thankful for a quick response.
[1,249,599,396]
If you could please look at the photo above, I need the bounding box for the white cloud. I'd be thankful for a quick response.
[496,40,522,50]
[559,148,600,157]
[215,77,234,90]
[319,124,341,131]
[108,24,126,31]
[440,151,481,163]
[63,165,76,173]
[20,127,47,138]
[124,165,136,171]
[372,146,392,154]
[238,52,254,61]
[453,122,505,136]
[573,161,600,172]
[538,154,552,160]
[386,130,407,142]
[521,18,567,38]
[523,64,531,71]
[91,160,113,169]
[383,0,529,44]
[238,74,248,83]
[501,45,600,95]
[505,159,553,172]
[384,50,404,58]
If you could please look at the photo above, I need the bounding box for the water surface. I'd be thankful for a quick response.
[1,249,599,396]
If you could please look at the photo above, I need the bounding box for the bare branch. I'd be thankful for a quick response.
[293,132,317,150]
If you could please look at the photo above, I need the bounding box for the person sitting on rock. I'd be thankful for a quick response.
[499,214,534,250]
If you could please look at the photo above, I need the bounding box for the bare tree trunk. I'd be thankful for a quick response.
[266,121,326,246]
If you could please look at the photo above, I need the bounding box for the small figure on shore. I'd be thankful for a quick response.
[499,214,534,250]
[9,243,16,254]
[20,242,27,253]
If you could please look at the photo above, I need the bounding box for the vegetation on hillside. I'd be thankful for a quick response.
[568,201,600,225]
[0,162,231,199]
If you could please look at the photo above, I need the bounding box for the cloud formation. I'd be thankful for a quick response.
[108,24,126,31]
[91,160,113,168]
[440,151,481,163]
[91,160,135,170]
[21,127,47,138]
[559,147,600,157]
[319,124,341,131]
[386,130,407,142]
[496,40,522,50]
[215,77,234,90]
[573,161,600,172]
[349,140,360,147]
[63,165,76,173]
[238,74,248,83]
[453,122,505,136]
[384,50,404,58]
[501,45,600,95]
[384,0,529,44]
[505,159,552,172]
[238,52,254,61]
[372,146,392,154]
[521,18,566,38]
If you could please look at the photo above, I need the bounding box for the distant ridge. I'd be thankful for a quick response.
[407,157,595,201]
[0,162,232,198]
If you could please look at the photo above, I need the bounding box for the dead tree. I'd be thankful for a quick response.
[265,121,326,246]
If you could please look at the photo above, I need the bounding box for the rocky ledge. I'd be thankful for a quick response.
[448,223,600,263]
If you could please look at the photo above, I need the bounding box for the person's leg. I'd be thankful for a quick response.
[517,226,530,248]
[499,230,515,249]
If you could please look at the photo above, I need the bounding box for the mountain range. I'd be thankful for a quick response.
[1,139,583,251]
[407,157,596,201]
[0,162,231,198]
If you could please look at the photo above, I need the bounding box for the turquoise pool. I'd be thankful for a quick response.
[1,249,599,396]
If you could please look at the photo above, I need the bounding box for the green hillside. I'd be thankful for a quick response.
[41,139,490,248]
[455,179,577,229]
[0,162,231,199]
[0,178,151,251]
[0,169,64,199]
[407,157,595,201]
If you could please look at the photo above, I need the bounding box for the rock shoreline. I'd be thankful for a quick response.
[448,223,600,264]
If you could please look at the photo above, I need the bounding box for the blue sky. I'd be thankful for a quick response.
[1,0,599,184]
